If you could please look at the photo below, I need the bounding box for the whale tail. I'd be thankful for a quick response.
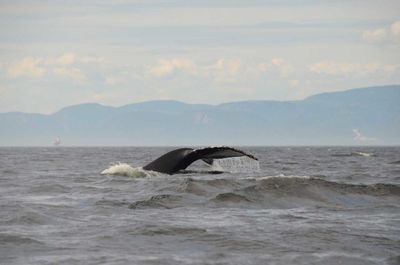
[143,146,258,174]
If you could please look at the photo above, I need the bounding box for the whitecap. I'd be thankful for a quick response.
[351,151,374,157]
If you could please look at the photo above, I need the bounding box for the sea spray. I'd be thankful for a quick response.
[101,162,159,177]
[211,156,260,173]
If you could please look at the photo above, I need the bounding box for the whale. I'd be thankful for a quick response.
[143,146,258,174]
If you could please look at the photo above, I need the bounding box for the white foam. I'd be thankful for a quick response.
[101,163,159,178]
[351,151,373,157]
[211,156,260,173]
[248,174,312,180]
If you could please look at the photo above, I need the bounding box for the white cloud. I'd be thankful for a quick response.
[0,84,10,96]
[105,75,127,86]
[146,57,298,85]
[105,77,118,86]
[391,20,400,36]
[147,58,196,77]
[214,59,241,75]
[271,58,293,77]
[57,52,76,65]
[7,57,47,78]
[309,62,358,75]
[362,28,387,43]
[246,59,296,80]
[7,53,103,81]
[309,61,399,76]
[53,67,86,82]
[288,79,300,87]
[362,20,400,45]
[210,58,241,82]
[80,56,105,64]
[41,53,76,66]
[256,62,269,73]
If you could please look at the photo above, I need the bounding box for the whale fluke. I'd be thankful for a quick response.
[143,146,258,174]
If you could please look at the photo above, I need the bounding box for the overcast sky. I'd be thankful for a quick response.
[0,0,399,113]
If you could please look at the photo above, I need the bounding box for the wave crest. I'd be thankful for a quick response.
[127,176,400,210]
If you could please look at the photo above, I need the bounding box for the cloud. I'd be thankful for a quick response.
[362,20,400,45]
[145,57,298,87]
[210,58,241,82]
[288,79,300,87]
[147,58,196,77]
[53,67,86,82]
[57,53,76,65]
[213,59,241,75]
[7,53,102,81]
[105,77,119,86]
[7,57,47,78]
[391,21,400,36]
[271,58,293,77]
[309,62,399,76]
[362,28,387,43]
[256,62,269,72]
[79,56,105,64]
[146,57,299,86]
[309,62,359,75]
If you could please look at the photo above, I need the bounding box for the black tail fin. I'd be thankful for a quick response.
[143,146,257,174]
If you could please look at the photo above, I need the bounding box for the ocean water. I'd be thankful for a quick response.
[0,146,399,265]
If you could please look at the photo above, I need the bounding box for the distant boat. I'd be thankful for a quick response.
[53,137,61,146]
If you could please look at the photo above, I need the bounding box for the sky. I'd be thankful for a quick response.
[0,0,399,114]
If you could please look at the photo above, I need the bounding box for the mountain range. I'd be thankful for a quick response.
[1,85,399,146]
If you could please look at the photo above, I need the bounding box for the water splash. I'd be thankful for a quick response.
[101,163,159,178]
[211,156,260,173]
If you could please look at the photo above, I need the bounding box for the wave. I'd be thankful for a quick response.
[129,194,184,209]
[101,163,160,178]
[351,151,375,157]
[0,233,44,245]
[127,176,400,210]
[0,203,51,225]
[29,184,72,194]
[331,151,375,157]
[125,225,207,236]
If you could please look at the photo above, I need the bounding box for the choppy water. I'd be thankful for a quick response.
[0,147,399,265]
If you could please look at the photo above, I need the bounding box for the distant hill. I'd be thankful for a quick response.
[0,85,399,146]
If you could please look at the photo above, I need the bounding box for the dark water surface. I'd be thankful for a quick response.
[0,147,399,265]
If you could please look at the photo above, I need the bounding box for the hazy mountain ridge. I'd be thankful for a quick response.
[1,85,399,146]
